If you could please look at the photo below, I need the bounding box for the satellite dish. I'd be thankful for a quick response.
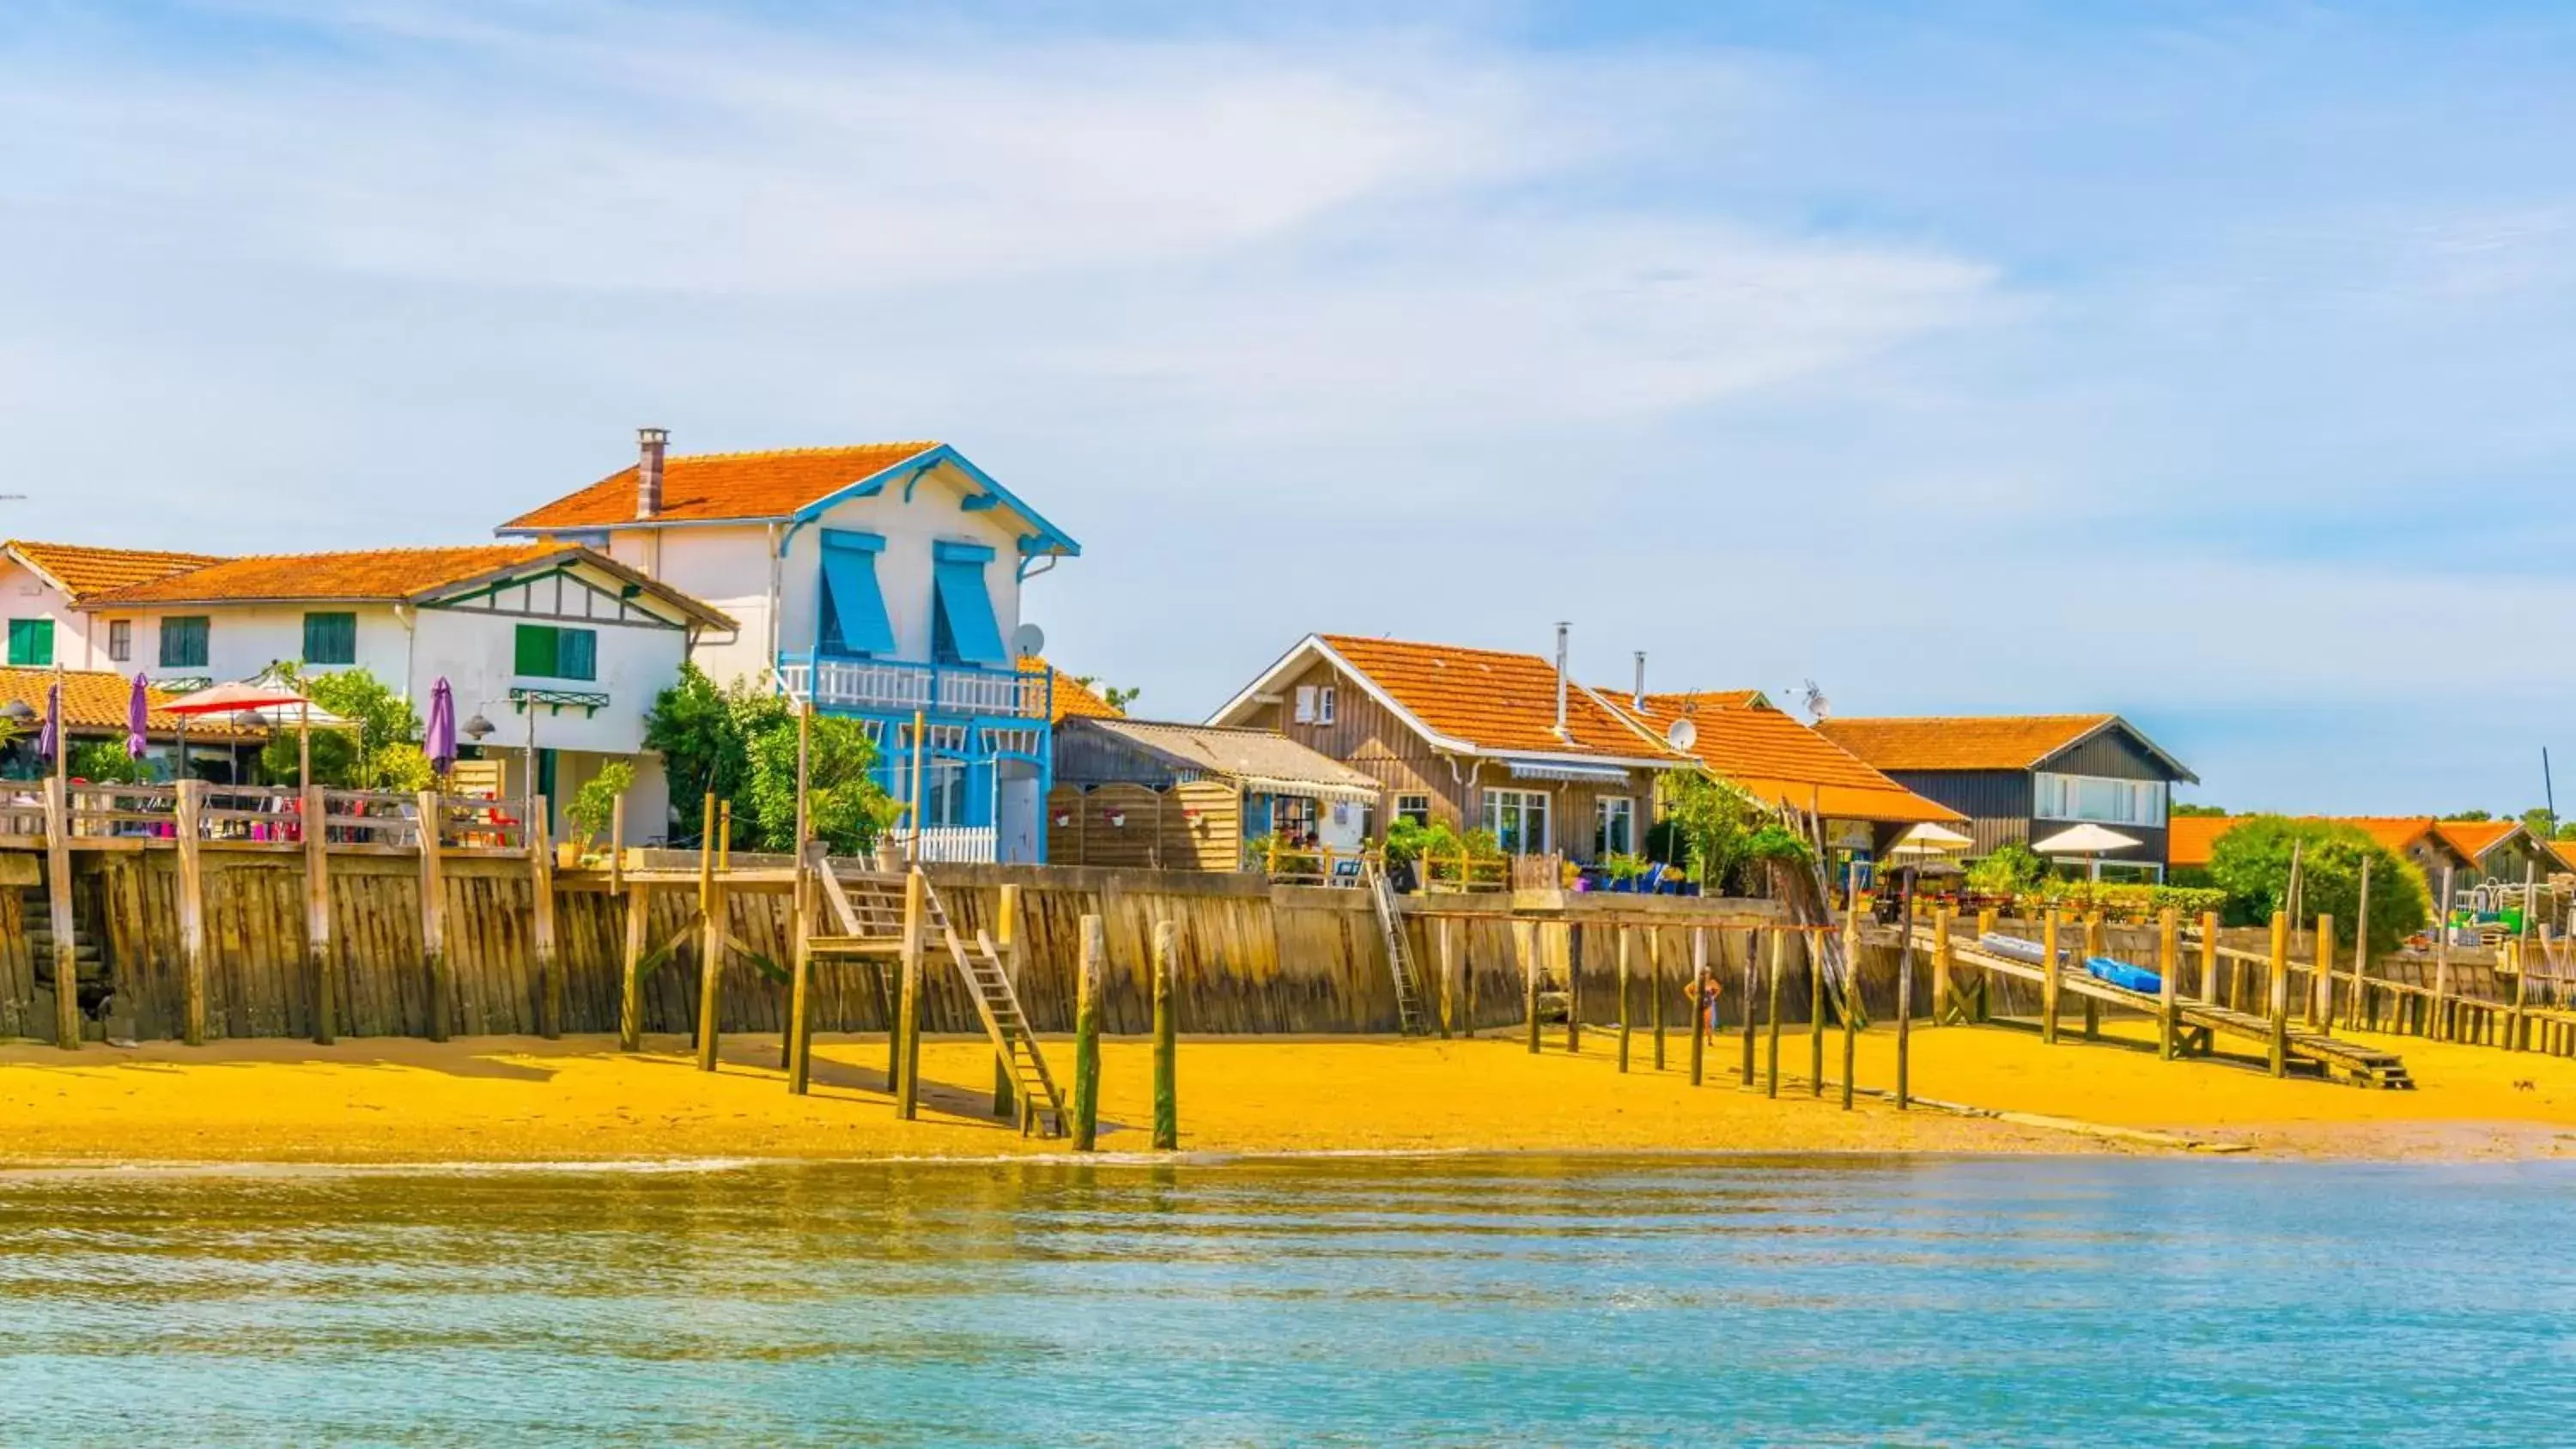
[1011,622,1047,661]
[1666,718,1698,753]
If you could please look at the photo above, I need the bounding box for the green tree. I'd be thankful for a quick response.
[2521,807,2560,840]
[258,666,423,788]
[68,738,151,785]
[2206,815,2430,954]
[644,665,895,852]
[2439,809,2493,822]
[2169,802,2230,817]
[1964,840,2044,894]
[642,664,761,843]
[1661,770,1760,893]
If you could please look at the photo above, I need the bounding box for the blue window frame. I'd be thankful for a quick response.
[929,541,1007,666]
[817,530,895,657]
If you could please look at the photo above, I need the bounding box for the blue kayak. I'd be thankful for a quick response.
[2085,956,2163,994]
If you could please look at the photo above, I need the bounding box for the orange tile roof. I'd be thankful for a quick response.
[2434,819,2525,863]
[501,443,942,531]
[1316,635,1680,762]
[1610,690,1964,824]
[6,542,229,600]
[80,544,561,608]
[2166,815,2455,870]
[1024,658,1124,722]
[2165,815,2236,869]
[0,666,264,742]
[1815,714,2122,772]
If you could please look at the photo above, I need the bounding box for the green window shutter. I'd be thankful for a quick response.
[160,616,208,670]
[556,628,598,682]
[303,612,356,666]
[514,624,559,676]
[7,619,51,668]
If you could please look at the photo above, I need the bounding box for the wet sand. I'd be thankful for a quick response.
[3,1020,2571,1165]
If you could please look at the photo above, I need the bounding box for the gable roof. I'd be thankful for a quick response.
[496,440,1080,556]
[1817,712,2199,784]
[0,666,264,743]
[1026,658,1123,722]
[1606,690,1965,825]
[2165,815,2469,871]
[76,543,736,630]
[5,542,229,601]
[1063,718,1382,800]
[1210,634,1683,767]
[2433,818,2543,867]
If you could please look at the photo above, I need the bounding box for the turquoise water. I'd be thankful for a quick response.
[0,1155,2568,1446]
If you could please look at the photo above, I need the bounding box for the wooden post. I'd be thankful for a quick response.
[1616,927,1632,1074]
[1438,918,1460,1040]
[2198,910,2220,1005]
[174,779,208,1046]
[1072,914,1103,1152]
[609,794,626,894]
[1564,924,1582,1054]
[2312,912,2335,1034]
[43,779,76,1052]
[303,780,335,1046]
[619,882,648,1052]
[2156,907,2179,1061]
[2514,864,2537,1051]
[1688,927,1707,1087]
[417,790,450,1042]
[1809,925,1826,1098]
[2267,909,2290,1077]
[529,793,560,1041]
[2352,857,2372,1030]
[1895,890,1915,1111]
[1975,906,1997,942]
[1648,930,1665,1070]
[1839,911,1857,1111]
[2433,865,2455,1040]
[695,792,723,1072]
[2040,909,2062,1046]
[895,868,925,1119]
[785,700,811,1077]
[1152,919,1178,1151]
[1765,927,1783,1098]
[1740,930,1758,1087]
[2081,912,2103,1040]
[993,883,1023,1120]
[1523,919,1541,1054]
[1930,906,1953,1025]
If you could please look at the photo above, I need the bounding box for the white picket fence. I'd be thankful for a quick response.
[888,825,999,864]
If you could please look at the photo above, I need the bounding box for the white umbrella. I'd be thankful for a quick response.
[1887,822,1973,858]
[2032,822,2142,882]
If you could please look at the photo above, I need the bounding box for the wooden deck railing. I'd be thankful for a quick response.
[0,780,531,855]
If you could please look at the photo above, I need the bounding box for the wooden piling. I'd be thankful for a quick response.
[529,794,560,1041]
[1072,914,1103,1152]
[2197,910,2220,1007]
[2351,858,2372,1031]
[1523,919,1542,1054]
[2267,909,2290,1077]
[1930,906,1952,1025]
[1616,927,1632,1074]
[1689,927,1707,1086]
[2040,909,2062,1046]
[619,882,648,1052]
[1839,911,1857,1112]
[1895,896,1915,1111]
[2312,912,2335,1034]
[1648,930,1665,1070]
[43,779,76,1052]
[2513,864,2536,1051]
[1438,918,1461,1041]
[1765,928,1783,1098]
[693,792,722,1071]
[417,789,450,1042]
[895,868,925,1119]
[2081,912,2103,1040]
[1809,926,1826,1098]
[993,883,1023,1119]
[1564,924,1583,1054]
[2156,907,2179,1060]
[1741,930,1758,1087]
[1152,919,1178,1151]
[303,781,335,1046]
[2433,865,2455,1040]
[174,779,208,1047]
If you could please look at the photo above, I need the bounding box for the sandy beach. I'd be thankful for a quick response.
[6,1020,2575,1166]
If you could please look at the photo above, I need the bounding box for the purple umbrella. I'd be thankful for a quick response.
[37,681,58,764]
[127,672,149,760]
[426,677,457,777]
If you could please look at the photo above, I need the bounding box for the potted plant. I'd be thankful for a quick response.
[563,761,635,869]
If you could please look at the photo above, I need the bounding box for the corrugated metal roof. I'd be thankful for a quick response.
[1065,718,1382,797]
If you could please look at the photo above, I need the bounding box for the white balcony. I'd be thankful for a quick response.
[778,656,1048,721]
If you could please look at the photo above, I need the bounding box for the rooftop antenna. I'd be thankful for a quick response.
[1800,678,1831,723]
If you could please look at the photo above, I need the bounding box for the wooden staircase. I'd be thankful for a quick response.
[813,864,1067,1136]
[21,881,106,1024]
[1364,863,1429,1036]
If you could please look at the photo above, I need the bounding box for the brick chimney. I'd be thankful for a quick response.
[635,427,668,520]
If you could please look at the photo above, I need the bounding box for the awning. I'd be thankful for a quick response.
[1239,774,1381,804]
[931,544,1008,666]
[1505,759,1634,785]
[818,533,896,656]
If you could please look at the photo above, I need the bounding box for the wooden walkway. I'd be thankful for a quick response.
[1930,929,2415,1089]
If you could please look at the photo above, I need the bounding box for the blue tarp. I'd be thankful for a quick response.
[932,556,1008,665]
[819,543,896,656]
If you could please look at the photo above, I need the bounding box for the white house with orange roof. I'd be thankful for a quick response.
[1206,630,1686,864]
[0,541,228,670]
[497,430,1081,862]
[76,543,732,841]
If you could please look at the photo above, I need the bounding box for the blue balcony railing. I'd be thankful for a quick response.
[776,655,1049,721]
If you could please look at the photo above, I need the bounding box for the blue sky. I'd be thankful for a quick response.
[4,2,2574,814]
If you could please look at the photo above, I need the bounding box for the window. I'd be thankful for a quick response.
[1482,788,1551,856]
[2033,772,2165,828]
[514,623,598,681]
[1595,796,1636,857]
[1293,685,1317,724]
[6,619,52,668]
[1317,686,1336,724]
[106,620,131,664]
[1395,793,1431,827]
[160,615,210,670]
[928,541,1008,666]
[816,530,894,657]
[302,611,357,666]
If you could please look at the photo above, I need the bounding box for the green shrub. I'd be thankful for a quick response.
[68,738,151,785]
[566,761,635,853]
[1965,840,2044,894]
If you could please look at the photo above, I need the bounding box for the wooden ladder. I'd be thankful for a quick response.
[918,874,1068,1137]
[1364,863,1429,1036]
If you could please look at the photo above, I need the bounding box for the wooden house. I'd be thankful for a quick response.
[1205,633,1685,864]
[2431,819,2572,887]
[1816,713,2197,876]
[1048,717,1383,871]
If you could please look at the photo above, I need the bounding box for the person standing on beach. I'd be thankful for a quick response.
[1683,971,1724,1032]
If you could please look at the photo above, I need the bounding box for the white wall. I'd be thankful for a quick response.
[623,524,774,689]
[0,561,98,666]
